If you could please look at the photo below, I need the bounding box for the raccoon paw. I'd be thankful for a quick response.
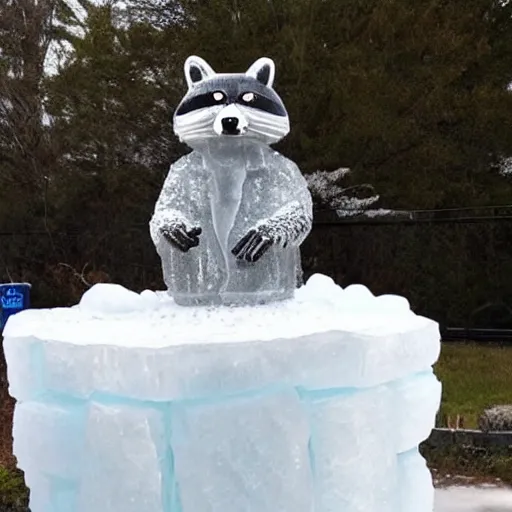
[231,228,273,263]
[161,223,202,252]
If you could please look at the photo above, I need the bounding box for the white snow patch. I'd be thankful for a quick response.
[435,485,512,512]
[305,168,380,215]
[78,283,161,315]
[498,156,512,176]
[4,274,433,348]
[363,208,401,218]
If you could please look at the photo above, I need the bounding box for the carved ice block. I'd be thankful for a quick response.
[4,285,441,512]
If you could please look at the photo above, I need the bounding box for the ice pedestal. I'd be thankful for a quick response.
[4,276,441,512]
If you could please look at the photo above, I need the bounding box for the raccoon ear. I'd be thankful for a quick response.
[184,56,216,89]
[246,57,275,88]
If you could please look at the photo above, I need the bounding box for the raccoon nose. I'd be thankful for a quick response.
[221,117,239,134]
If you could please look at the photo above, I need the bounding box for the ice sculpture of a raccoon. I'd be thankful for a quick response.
[150,56,313,306]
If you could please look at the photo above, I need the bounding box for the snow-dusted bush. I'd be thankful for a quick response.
[305,168,382,217]
[478,405,512,432]
[498,156,512,176]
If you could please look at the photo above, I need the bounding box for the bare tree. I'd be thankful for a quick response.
[0,0,59,198]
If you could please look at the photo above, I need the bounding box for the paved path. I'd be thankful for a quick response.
[435,486,512,511]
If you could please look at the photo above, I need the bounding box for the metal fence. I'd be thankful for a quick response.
[1,205,512,335]
[302,206,512,335]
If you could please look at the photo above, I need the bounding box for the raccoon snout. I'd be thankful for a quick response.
[213,104,248,136]
[221,117,240,135]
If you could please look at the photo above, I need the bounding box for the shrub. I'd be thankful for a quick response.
[479,405,512,433]
[0,466,29,512]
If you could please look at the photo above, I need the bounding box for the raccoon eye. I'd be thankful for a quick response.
[213,91,225,102]
[242,92,256,103]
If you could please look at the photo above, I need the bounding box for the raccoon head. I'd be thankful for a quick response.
[173,56,290,147]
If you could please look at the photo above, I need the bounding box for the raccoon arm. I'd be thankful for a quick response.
[150,154,199,246]
[256,200,313,248]
[150,207,195,246]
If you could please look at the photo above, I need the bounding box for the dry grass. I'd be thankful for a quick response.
[434,342,512,428]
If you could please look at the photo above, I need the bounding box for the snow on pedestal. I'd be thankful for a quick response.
[4,275,441,512]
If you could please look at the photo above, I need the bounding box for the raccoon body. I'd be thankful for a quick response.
[150,56,312,306]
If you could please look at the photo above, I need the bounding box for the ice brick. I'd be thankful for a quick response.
[4,276,440,401]
[13,401,86,479]
[76,402,167,512]
[306,386,397,512]
[171,388,313,512]
[24,474,78,512]
[391,371,442,453]
[4,321,439,402]
[23,474,51,512]
[3,335,44,400]
[397,448,435,512]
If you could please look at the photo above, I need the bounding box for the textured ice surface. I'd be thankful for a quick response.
[5,275,442,512]
[171,389,313,512]
[150,146,312,307]
[398,448,435,512]
[150,56,312,307]
[5,276,440,401]
[392,371,442,453]
[307,386,397,512]
[77,403,167,512]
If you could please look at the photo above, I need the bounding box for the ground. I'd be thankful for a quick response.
[426,342,512,486]
[435,485,512,512]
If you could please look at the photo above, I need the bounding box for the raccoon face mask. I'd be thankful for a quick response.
[173,56,290,147]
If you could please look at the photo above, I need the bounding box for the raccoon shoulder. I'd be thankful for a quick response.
[267,150,302,175]
[168,151,204,174]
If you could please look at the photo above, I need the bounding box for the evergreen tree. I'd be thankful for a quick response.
[0,0,92,226]
[133,0,512,208]
[45,3,184,229]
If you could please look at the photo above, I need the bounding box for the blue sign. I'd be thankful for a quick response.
[0,283,31,330]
